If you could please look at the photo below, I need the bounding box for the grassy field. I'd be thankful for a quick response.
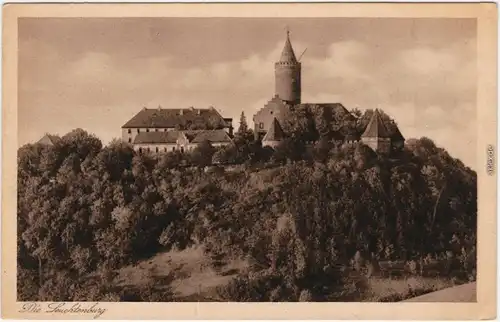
[111,246,467,302]
[115,246,248,301]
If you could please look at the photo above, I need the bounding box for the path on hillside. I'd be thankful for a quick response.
[404,282,476,302]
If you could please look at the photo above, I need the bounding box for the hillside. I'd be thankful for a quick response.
[111,247,466,302]
[17,128,477,302]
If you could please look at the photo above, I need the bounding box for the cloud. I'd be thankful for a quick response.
[308,41,372,82]
[400,48,459,76]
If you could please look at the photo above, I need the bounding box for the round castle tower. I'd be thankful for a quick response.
[275,30,301,105]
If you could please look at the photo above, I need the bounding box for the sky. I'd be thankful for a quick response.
[19,17,477,168]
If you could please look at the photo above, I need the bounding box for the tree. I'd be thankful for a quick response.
[191,140,216,167]
[282,105,318,143]
[350,108,363,118]
[312,137,332,163]
[212,147,230,164]
[272,138,306,163]
[238,111,249,134]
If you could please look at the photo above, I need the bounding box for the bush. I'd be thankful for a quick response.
[216,271,299,302]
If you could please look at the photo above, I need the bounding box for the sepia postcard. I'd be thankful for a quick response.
[1,2,498,320]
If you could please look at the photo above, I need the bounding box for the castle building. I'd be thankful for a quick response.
[122,106,233,153]
[253,31,355,142]
[253,31,354,141]
[253,95,290,141]
[132,129,233,154]
[117,29,405,156]
[275,30,301,105]
[253,30,405,154]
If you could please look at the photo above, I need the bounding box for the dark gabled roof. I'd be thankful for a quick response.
[278,31,298,64]
[361,109,391,139]
[345,131,360,141]
[262,118,286,142]
[122,107,229,128]
[297,103,354,119]
[133,131,180,144]
[37,134,60,146]
[191,129,233,143]
[345,135,358,141]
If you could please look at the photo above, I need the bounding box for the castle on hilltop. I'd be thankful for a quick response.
[118,29,405,155]
[253,30,405,154]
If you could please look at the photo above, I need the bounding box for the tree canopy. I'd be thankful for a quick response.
[17,126,477,301]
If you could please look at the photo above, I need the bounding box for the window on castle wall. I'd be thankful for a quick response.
[128,129,131,134]
[146,129,150,132]
[137,129,140,133]
[139,148,142,153]
[164,147,167,152]
[259,122,264,129]
[156,147,159,153]
[128,138,131,143]
[147,147,150,152]
[155,129,158,132]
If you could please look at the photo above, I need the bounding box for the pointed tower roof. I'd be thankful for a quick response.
[278,29,298,63]
[37,133,60,146]
[263,118,286,141]
[391,124,405,142]
[361,109,391,138]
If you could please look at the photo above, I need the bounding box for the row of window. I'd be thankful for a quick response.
[137,146,190,153]
[127,128,170,134]
[127,127,232,134]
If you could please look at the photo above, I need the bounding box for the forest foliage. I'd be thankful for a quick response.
[17,109,477,301]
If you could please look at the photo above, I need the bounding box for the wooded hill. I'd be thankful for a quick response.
[17,109,477,301]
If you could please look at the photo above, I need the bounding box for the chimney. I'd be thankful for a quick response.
[197,109,201,115]
[179,109,184,115]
